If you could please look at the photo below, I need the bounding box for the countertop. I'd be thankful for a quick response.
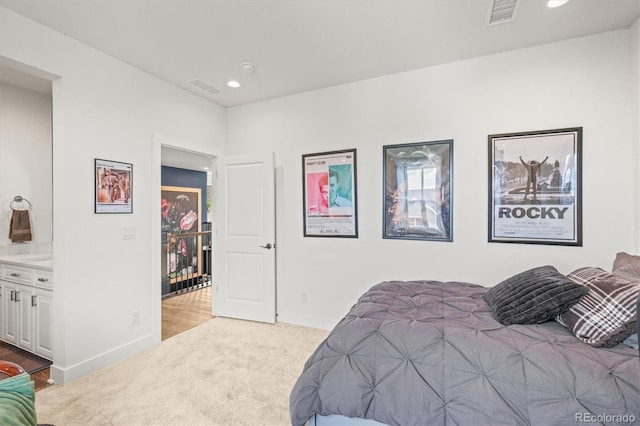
[0,252,53,270]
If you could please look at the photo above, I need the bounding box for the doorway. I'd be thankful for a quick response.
[0,62,54,387]
[160,146,215,339]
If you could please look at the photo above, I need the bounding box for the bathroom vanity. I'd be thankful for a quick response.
[0,253,53,360]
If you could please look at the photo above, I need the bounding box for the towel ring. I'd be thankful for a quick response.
[10,196,32,211]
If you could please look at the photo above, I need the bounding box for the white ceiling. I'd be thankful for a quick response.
[1,0,639,108]
[1,0,639,171]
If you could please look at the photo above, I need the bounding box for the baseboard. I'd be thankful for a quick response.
[276,310,338,331]
[49,332,157,385]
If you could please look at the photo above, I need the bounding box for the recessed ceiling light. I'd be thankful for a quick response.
[227,80,240,88]
[547,0,569,7]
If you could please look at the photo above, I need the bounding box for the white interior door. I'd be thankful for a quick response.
[213,152,276,323]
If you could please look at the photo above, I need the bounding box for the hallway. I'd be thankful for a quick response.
[162,285,213,340]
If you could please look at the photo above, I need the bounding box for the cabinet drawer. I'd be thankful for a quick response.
[3,265,34,285]
[34,270,53,289]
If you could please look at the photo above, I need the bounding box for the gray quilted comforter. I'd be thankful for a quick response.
[290,281,640,426]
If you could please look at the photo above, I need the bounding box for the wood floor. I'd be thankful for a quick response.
[162,285,213,340]
[31,285,213,392]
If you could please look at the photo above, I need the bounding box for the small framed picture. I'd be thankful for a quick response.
[302,149,358,237]
[95,158,133,214]
[383,140,453,242]
[488,127,582,246]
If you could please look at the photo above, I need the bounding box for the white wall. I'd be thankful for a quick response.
[0,83,52,246]
[227,30,637,330]
[0,6,226,383]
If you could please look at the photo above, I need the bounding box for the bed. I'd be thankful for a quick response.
[290,265,640,426]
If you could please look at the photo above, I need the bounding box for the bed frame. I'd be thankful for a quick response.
[309,414,385,426]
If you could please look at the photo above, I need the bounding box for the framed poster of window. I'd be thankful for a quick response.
[488,127,582,246]
[161,185,202,283]
[302,149,358,237]
[383,140,453,242]
[95,158,132,213]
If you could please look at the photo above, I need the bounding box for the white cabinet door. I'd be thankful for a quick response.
[16,284,35,353]
[2,281,18,345]
[1,281,36,352]
[34,288,53,360]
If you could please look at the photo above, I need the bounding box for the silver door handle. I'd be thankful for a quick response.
[259,243,273,249]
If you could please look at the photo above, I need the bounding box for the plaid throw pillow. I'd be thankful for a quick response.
[556,267,639,347]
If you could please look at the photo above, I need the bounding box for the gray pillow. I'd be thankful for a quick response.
[612,253,640,353]
[612,252,640,280]
[624,333,639,350]
[484,265,589,326]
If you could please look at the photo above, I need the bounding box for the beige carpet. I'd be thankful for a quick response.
[35,318,329,426]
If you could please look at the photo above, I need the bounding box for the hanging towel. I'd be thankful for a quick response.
[9,210,32,243]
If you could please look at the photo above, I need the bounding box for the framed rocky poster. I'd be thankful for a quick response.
[488,127,582,246]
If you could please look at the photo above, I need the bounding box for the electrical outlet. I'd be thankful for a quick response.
[131,310,140,326]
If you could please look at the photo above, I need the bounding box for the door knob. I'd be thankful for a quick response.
[260,243,273,249]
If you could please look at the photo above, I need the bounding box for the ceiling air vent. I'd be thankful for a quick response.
[488,0,519,25]
[187,79,221,95]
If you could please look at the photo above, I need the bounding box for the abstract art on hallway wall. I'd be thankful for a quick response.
[161,185,202,284]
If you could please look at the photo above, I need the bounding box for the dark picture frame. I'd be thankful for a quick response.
[302,149,358,237]
[488,127,582,246]
[95,158,132,214]
[161,185,202,284]
[383,140,453,242]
